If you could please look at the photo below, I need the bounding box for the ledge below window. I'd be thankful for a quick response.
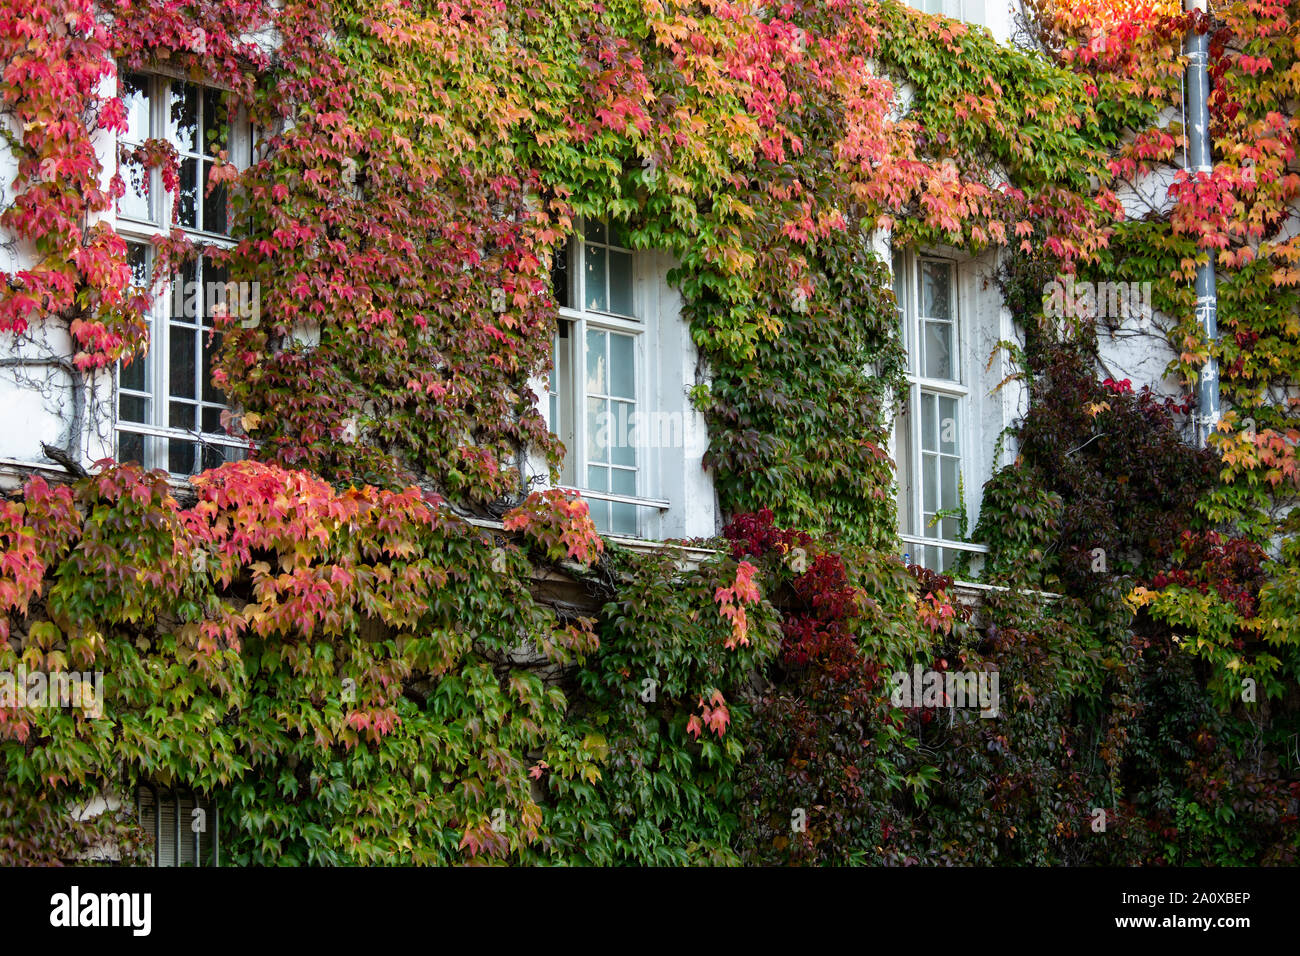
[461,513,718,569]
[899,534,1062,604]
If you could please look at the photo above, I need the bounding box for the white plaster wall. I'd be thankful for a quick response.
[978,0,1016,45]
[0,69,118,479]
[646,250,718,540]
[1095,318,1185,400]
[961,249,1018,528]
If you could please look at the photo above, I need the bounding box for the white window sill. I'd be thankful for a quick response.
[115,421,251,450]
[461,513,719,571]
[949,578,1063,604]
[900,533,988,556]
[899,533,1061,600]
[555,485,669,512]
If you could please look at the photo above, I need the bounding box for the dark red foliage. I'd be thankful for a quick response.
[725,508,865,673]
[1149,530,1269,619]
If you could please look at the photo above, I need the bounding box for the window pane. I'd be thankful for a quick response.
[941,457,960,511]
[201,406,225,434]
[611,502,637,536]
[127,242,151,289]
[611,402,635,466]
[921,261,952,320]
[203,88,228,155]
[583,219,607,245]
[611,467,636,497]
[939,396,959,455]
[169,83,199,154]
[122,74,151,143]
[118,169,152,222]
[920,260,955,379]
[610,468,637,536]
[923,454,938,514]
[609,333,635,398]
[120,355,147,394]
[118,432,145,467]
[175,259,200,320]
[587,464,609,493]
[203,263,229,326]
[584,245,608,313]
[201,443,244,472]
[894,414,914,533]
[121,246,150,391]
[169,401,195,430]
[586,397,609,463]
[552,321,569,426]
[921,392,937,452]
[169,325,196,398]
[177,157,199,229]
[203,163,228,234]
[551,240,572,309]
[118,73,154,223]
[585,328,606,394]
[202,333,225,405]
[119,393,148,423]
[588,499,611,534]
[609,251,634,316]
[923,320,953,380]
[168,438,195,476]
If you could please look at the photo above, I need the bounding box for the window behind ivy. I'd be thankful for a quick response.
[549,219,660,537]
[895,252,971,573]
[114,72,252,476]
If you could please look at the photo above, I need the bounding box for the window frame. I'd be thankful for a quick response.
[894,250,986,572]
[549,220,670,538]
[112,70,254,477]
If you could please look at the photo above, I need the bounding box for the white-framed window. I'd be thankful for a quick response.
[114,71,253,476]
[548,219,670,537]
[893,251,985,573]
[906,0,984,25]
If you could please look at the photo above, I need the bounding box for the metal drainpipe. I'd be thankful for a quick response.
[1186,0,1221,447]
